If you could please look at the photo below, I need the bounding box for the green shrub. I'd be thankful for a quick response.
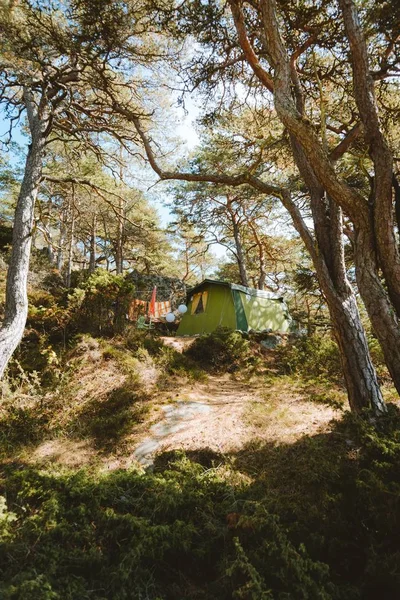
[275,334,342,382]
[68,270,134,336]
[0,457,334,600]
[185,327,252,372]
[2,407,400,598]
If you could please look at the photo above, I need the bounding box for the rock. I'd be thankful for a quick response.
[260,335,283,349]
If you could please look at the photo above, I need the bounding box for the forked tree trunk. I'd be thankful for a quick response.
[0,102,46,378]
[340,0,400,318]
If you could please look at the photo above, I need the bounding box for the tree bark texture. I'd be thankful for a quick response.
[0,97,46,378]
[354,225,400,395]
[340,0,400,317]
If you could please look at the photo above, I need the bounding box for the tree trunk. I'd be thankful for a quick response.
[354,224,400,395]
[247,218,267,289]
[340,0,400,318]
[231,212,248,286]
[89,214,97,274]
[0,100,46,378]
[115,196,125,275]
[57,216,65,272]
[240,0,394,407]
[65,207,75,288]
[327,285,386,414]
[278,185,385,414]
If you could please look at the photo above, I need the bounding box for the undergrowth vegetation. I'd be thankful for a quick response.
[1,408,400,599]
[274,335,342,382]
[185,327,255,373]
[1,258,399,599]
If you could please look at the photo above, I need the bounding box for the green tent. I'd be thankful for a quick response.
[177,279,291,335]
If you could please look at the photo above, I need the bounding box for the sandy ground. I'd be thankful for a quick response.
[22,335,344,470]
[29,370,343,470]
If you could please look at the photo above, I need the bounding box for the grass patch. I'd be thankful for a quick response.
[70,383,150,451]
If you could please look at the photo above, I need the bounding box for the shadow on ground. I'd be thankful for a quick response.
[1,405,400,599]
[70,382,151,451]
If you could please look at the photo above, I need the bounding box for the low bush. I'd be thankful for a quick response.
[275,334,342,382]
[2,407,400,598]
[185,327,253,372]
[68,270,134,336]
[0,457,333,600]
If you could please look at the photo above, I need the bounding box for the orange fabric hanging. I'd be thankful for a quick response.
[148,286,157,317]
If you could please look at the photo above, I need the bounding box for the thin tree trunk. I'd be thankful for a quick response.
[115,196,125,275]
[89,214,97,274]
[57,215,65,272]
[247,218,266,289]
[65,202,75,288]
[0,93,46,378]
[230,211,248,286]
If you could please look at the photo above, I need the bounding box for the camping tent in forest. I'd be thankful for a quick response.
[177,279,291,335]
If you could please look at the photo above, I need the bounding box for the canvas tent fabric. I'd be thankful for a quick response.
[177,279,291,335]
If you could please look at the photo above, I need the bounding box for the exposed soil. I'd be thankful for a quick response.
[30,369,344,470]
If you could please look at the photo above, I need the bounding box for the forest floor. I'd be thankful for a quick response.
[3,332,400,599]
[16,335,344,472]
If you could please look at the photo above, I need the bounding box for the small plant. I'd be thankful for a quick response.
[275,334,342,382]
[185,327,253,372]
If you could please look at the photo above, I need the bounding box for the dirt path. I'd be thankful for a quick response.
[27,337,344,471]
[132,375,260,466]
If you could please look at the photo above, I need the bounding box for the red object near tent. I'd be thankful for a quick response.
[148,286,157,317]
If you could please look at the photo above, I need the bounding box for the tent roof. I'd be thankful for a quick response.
[187,279,284,302]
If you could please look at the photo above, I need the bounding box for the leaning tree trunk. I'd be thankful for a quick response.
[340,0,400,318]
[327,283,386,414]
[282,127,386,414]
[0,104,46,378]
[354,223,400,395]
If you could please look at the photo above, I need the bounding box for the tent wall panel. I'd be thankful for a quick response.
[177,279,291,336]
[177,284,236,335]
[240,293,290,332]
